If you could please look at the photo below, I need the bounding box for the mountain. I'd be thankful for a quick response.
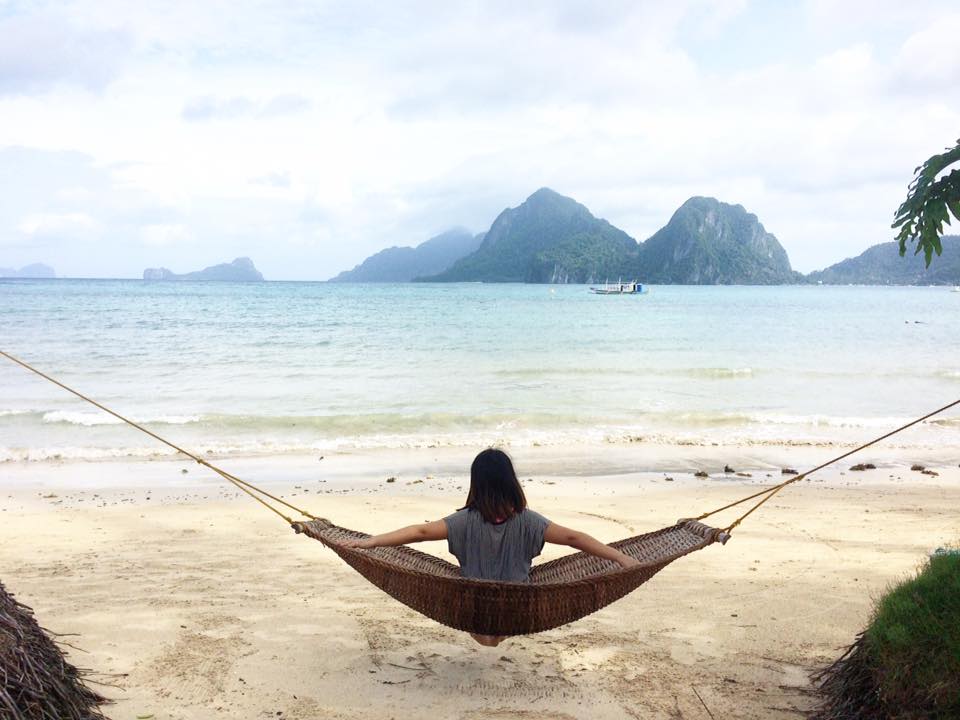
[143,257,264,281]
[636,197,799,284]
[419,188,639,283]
[807,236,960,285]
[0,263,56,278]
[329,228,484,282]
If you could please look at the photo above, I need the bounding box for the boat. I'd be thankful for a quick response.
[589,279,646,295]
[952,286,960,293]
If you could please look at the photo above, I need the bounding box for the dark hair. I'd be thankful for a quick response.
[462,448,527,524]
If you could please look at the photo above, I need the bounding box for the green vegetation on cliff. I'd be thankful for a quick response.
[418,188,639,283]
[808,236,959,285]
[335,190,811,285]
[638,197,799,284]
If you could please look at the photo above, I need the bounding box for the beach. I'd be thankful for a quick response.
[3,446,958,720]
[3,280,960,717]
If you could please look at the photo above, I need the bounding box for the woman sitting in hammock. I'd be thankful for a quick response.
[345,448,639,646]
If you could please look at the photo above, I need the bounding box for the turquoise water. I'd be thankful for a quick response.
[1,280,959,462]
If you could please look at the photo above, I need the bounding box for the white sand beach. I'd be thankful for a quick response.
[2,446,958,720]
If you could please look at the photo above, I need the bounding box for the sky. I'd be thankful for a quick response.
[0,0,958,280]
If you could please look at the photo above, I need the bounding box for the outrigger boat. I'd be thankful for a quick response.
[589,279,646,295]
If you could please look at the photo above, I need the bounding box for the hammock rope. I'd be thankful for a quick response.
[0,349,316,525]
[693,396,960,534]
[3,348,958,635]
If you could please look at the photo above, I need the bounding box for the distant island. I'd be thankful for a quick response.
[419,188,640,283]
[336,188,800,285]
[809,236,959,285]
[330,228,485,282]
[637,197,800,284]
[0,263,56,279]
[332,189,959,286]
[143,257,264,282]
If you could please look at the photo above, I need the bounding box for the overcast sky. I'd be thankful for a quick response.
[1,0,958,279]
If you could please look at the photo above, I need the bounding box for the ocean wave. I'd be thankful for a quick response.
[0,409,31,417]
[8,407,955,435]
[746,413,916,429]
[4,425,955,463]
[681,367,754,379]
[41,411,202,426]
[7,415,960,463]
[654,411,932,429]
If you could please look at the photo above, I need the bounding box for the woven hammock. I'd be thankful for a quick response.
[293,518,729,636]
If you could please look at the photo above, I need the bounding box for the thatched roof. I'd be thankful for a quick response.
[1,581,107,719]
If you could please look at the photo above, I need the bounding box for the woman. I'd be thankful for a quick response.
[344,448,639,646]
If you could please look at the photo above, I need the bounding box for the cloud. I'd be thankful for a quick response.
[0,13,132,95]
[1,1,959,278]
[892,13,960,92]
[140,223,191,246]
[181,93,312,121]
[250,172,291,188]
[18,212,99,236]
[261,93,312,116]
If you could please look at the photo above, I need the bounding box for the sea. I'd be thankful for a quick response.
[1,280,959,464]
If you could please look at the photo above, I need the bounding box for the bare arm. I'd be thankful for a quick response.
[544,522,639,569]
[343,519,447,549]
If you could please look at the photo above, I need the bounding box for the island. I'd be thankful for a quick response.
[0,263,56,279]
[143,257,264,282]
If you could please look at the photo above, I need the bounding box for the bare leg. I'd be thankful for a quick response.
[469,633,506,647]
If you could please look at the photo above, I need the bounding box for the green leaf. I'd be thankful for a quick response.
[948,199,960,222]
[893,139,960,269]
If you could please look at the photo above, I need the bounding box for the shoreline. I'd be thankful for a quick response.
[3,440,956,494]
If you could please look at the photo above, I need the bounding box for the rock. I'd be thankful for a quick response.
[921,469,939,477]
[694,471,709,478]
[781,468,798,474]
[724,465,735,473]
[910,464,925,471]
[385,477,396,483]
[736,472,752,478]
[850,463,876,471]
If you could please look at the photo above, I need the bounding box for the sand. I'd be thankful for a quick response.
[2,446,958,720]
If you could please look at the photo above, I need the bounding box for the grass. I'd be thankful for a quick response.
[813,548,960,719]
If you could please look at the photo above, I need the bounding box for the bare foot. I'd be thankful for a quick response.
[469,633,505,647]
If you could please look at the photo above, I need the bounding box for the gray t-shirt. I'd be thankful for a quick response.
[443,507,551,583]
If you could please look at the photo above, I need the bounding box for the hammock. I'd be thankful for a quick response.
[3,349,958,636]
[293,517,728,635]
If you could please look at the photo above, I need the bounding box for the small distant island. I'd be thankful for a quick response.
[0,263,56,279]
[143,257,264,282]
